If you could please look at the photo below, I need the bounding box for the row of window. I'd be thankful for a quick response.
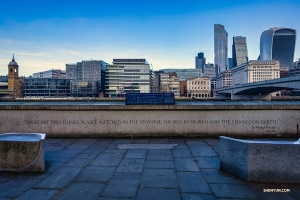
[188,86,210,90]
[188,81,210,85]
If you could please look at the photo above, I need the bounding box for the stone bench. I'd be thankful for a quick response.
[220,136,300,183]
[0,132,46,172]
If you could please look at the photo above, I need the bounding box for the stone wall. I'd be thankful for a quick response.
[1,104,300,138]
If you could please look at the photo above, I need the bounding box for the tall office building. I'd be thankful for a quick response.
[105,59,151,97]
[204,63,216,78]
[232,36,248,68]
[214,24,228,74]
[195,52,206,73]
[228,58,233,70]
[66,60,107,97]
[259,27,296,69]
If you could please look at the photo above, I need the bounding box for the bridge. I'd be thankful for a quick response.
[216,76,300,100]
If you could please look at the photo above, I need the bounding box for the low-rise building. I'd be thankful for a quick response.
[186,77,211,98]
[216,70,232,89]
[23,78,71,98]
[33,69,66,79]
[160,72,180,96]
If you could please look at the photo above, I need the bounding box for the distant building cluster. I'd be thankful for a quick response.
[0,25,298,99]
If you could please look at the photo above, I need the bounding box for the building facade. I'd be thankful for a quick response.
[23,78,71,98]
[232,36,248,68]
[214,24,228,74]
[204,63,216,78]
[216,70,232,89]
[160,69,202,81]
[66,60,107,97]
[105,59,151,97]
[7,56,24,98]
[231,60,280,86]
[66,64,77,80]
[290,59,300,76]
[160,72,180,96]
[186,77,211,98]
[195,52,206,73]
[33,69,66,79]
[259,28,296,69]
[228,58,233,70]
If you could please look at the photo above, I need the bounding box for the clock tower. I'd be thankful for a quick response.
[7,55,24,98]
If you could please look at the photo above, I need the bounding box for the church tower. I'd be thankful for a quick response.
[8,55,24,98]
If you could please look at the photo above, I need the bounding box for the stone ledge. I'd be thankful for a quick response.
[0,132,46,172]
[220,136,300,183]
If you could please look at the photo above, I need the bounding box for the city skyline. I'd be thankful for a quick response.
[0,0,300,76]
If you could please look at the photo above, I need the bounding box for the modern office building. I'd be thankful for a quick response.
[214,24,228,74]
[160,69,202,81]
[23,78,71,98]
[70,81,99,97]
[216,70,232,89]
[186,77,211,98]
[160,72,180,96]
[66,60,107,97]
[290,59,300,76]
[231,60,280,86]
[66,64,77,80]
[259,28,296,70]
[232,36,248,68]
[105,59,151,97]
[204,63,216,78]
[151,70,160,93]
[33,69,66,79]
[195,52,206,73]
[228,58,233,70]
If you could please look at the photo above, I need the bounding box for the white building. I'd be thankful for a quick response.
[186,77,211,98]
[216,70,232,89]
[33,69,66,79]
[231,60,280,86]
[160,72,180,97]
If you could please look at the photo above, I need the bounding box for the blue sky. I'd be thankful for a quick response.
[0,0,300,76]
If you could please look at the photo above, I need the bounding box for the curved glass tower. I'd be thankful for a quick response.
[260,28,296,69]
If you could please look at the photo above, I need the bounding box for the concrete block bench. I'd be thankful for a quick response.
[220,136,300,183]
[0,133,46,172]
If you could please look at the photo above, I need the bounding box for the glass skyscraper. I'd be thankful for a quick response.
[195,52,206,73]
[232,36,248,68]
[214,24,228,74]
[259,28,296,69]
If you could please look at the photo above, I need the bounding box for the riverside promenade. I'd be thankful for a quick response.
[0,137,299,199]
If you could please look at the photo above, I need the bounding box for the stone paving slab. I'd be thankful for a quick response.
[0,138,299,199]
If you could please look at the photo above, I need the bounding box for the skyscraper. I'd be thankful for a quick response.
[259,27,296,69]
[232,36,248,68]
[214,24,228,74]
[195,52,206,73]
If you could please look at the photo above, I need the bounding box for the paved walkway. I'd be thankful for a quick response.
[0,138,299,200]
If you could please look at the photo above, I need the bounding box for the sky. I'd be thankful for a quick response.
[0,0,300,76]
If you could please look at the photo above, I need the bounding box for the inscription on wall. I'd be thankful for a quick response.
[24,119,278,133]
